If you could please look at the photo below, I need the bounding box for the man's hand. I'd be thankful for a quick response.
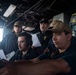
[0,60,33,75]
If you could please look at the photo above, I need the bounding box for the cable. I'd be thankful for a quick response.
[6,0,44,27]
[49,0,57,8]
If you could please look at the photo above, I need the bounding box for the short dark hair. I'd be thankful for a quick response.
[64,30,71,35]
[18,32,32,46]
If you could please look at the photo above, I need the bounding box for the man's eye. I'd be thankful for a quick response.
[56,33,61,35]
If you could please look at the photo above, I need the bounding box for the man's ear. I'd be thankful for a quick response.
[67,34,72,40]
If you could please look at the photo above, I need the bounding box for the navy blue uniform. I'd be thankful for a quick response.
[10,48,38,61]
[0,32,18,55]
[38,37,76,75]
[35,30,52,55]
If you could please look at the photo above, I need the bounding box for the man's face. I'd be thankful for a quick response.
[52,32,71,49]
[18,36,28,51]
[40,23,49,32]
[14,25,22,33]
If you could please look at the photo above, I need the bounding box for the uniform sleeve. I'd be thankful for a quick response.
[61,53,76,74]
[38,51,51,60]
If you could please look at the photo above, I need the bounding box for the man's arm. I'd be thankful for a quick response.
[0,59,71,75]
[17,59,70,75]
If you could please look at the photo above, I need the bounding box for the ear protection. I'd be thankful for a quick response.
[26,39,32,47]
